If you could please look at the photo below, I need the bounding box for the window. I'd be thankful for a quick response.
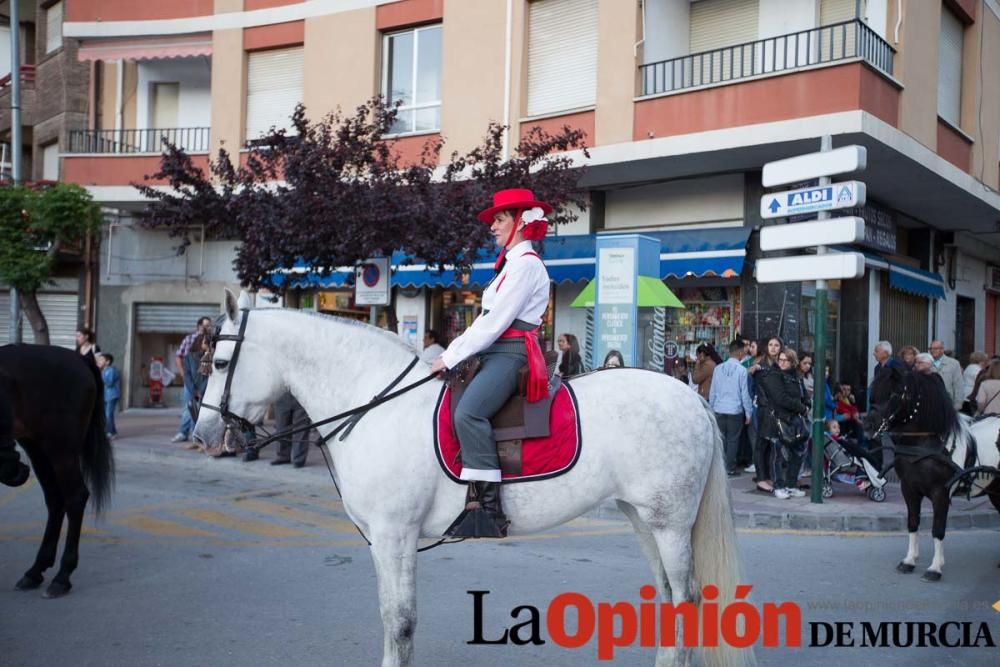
[41,142,59,181]
[245,46,304,141]
[527,0,598,118]
[382,24,442,135]
[46,1,63,54]
[938,5,964,126]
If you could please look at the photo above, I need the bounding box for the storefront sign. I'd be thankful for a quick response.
[841,201,897,254]
[646,307,667,372]
[597,248,635,305]
[355,257,391,306]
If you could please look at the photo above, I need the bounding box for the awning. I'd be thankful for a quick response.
[569,276,684,308]
[863,254,946,300]
[271,226,750,290]
[77,34,213,62]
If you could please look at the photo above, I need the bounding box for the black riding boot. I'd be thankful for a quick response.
[0,438,29,488]
[444,481,509,538]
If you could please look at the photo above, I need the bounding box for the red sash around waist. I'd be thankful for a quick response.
[499,327,547,403]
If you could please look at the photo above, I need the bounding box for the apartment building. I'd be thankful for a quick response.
[0,0,94,348]
[61,0,1000,407]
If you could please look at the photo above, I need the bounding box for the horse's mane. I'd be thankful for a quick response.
[908,370,959,437]
[255,307,419,356]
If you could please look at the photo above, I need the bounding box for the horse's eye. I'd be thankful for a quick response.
[214,359,230,372]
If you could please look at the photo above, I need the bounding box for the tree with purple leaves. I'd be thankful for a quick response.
[134,98,588,291]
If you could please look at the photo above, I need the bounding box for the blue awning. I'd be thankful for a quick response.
[862,254,946,300]
[271,226,750,289]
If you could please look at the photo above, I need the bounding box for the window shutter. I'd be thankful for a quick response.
[938,7,963,126]
[820,0,859,25]
[689,0,759,54]
[245,46,304,142]
[0,291,78,349]
[46,1,63,53]
[42,142,59,181]
[526,0,598,118]
[136,303,219,334]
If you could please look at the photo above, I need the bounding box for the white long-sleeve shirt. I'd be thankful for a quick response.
[441,240,550,369]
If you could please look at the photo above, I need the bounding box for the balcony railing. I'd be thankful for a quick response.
[0,65,37,91]
[67,127,211,154]
[639,19,894,97]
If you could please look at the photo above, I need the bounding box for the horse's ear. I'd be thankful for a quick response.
[224,288,239,323]
[237,290,252,311]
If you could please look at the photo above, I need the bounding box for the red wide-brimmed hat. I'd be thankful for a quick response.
[477,188,553,223]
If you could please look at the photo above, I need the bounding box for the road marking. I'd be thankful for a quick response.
[117,516,216,538]
[179,508,310,538]
[233,498,359,533]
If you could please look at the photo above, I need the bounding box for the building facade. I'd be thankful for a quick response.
[61,0,1000,407]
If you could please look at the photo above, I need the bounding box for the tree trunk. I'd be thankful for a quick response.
[18,290,50,346]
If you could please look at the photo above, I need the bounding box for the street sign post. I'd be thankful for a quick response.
[759,137,868,503]
[762,145,867,187]
[355,257,391,307]
[759,217,866,251]
[759,181,866,219]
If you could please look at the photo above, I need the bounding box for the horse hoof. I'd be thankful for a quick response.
[42,580,71,598]
[15,574,43,590]
[896,562,915,574]
[921,570,942,583]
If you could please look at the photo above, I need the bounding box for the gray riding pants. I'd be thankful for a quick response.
[453,340,526,481]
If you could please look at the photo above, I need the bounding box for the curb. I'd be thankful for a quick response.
[111,439,1000,534]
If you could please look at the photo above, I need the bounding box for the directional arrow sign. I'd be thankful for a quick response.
[760,217,866,251]
[762,145,867,187]
[756,252,866,283]
[760,181,865,219]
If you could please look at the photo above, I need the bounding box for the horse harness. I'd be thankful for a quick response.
[870,382,960,477]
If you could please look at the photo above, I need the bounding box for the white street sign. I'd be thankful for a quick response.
[762,145,867,187]
[760,181,865,219]
[756,252,866,283]
[355,257,391,306]
[760,217,866,251]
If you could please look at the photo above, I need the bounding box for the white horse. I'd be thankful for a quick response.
[193,291,747,667]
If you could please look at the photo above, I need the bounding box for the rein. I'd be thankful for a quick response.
[197,308,465,552]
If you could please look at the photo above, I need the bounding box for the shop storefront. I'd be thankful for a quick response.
[661,286,740,363]
[430,285,555,348]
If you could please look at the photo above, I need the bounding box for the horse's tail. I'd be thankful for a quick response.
[82,358,114,515]
[691,404,753,667]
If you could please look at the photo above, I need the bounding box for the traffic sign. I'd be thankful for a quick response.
[762,145,867,187]
[760,181,865,219]
[759,217,866,251]
[756,251,865,283]
[355,257,391,305]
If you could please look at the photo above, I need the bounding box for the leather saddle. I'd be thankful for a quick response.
[448,352,561,476]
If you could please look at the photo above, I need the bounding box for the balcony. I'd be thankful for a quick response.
[639,19,894,98]
[67,127,211,154]
[0,65,37,90]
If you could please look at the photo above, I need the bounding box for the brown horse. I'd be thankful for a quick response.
[0,344,114,597]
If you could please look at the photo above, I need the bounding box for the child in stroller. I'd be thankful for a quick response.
[823,419,888,502]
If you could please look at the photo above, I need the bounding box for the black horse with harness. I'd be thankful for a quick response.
[863,366,973,582]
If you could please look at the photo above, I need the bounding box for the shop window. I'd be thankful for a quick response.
[661,286,739,369]
[381,24,442,135]
[317,290,386,326]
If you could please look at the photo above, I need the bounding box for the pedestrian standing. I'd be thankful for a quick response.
[272,393,310,467]
[798,353,814,400]
[556,333,584,377]
[749,336,783,493]
[963,351,988,414]
[691,343,721,400]
[975,360,1000,416]
[96,353,121,439]
[929,340,964,410]
[172,316,212,443]
[181,334,210,450]
[759,348,809,499]
[421,330,446,363]
[709,340,753,476]
[75,328,100,366]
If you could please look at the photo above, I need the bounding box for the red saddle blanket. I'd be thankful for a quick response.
[433,383,582,483]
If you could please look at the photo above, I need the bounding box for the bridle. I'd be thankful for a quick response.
[194,307,466,551]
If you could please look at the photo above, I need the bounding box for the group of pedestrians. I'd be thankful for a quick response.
[74,327,122,442]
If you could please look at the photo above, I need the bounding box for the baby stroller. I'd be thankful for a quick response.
[822,434,888,502]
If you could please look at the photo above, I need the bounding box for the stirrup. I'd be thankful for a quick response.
[444,508,509,539]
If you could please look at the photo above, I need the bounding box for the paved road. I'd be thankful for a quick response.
[1,444,999,666]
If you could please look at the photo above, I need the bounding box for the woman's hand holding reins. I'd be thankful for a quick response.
[430,357,448,376]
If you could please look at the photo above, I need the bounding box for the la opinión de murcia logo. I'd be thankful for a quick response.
[467,587,997,660]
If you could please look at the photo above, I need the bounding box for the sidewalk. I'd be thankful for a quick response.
[110,409,1000,533]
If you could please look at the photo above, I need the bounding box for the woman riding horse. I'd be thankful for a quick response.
[429,188,552,539]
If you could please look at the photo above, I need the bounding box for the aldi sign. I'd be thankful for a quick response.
[760,181,866,219]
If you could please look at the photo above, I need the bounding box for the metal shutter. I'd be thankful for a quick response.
[0,291,78,349]
[526,0,598,118]
[136,303,218,334]
[938,6,963,126]
[245,46,304,142]
[689,0,759,54]
[879,273,929,352]
[820,0,859,25]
